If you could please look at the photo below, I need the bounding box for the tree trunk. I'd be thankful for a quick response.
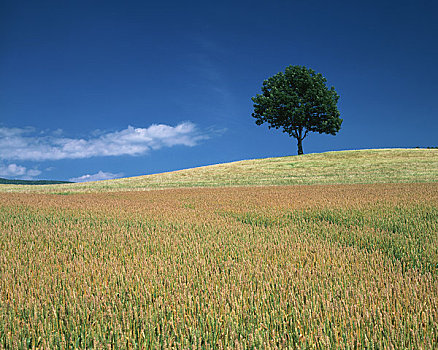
[297,138,304,155]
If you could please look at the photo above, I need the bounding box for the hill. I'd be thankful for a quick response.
[1,151,438,347]
[0,148,437,193]
[0,178,72,185]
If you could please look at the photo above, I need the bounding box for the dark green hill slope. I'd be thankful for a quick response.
[0,178,72,185]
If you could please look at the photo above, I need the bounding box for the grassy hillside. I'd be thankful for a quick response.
[1,148,437,347]
[1,148,437,193]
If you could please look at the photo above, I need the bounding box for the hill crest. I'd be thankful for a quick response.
[1,148,437,193]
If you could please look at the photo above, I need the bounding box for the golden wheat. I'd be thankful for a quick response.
[1,183,437,348]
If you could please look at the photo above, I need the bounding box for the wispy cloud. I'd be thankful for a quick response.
[69,171,123,183]
[186,38,240,128]
[0,163,41,178]
[0,122,207,161]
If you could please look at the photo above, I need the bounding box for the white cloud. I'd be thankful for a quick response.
[69,171,123,183]
[0,122,208,161]
[27,169,42,177]
[0,163,41,178]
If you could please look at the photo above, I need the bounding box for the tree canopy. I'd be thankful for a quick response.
[252,65,342,155]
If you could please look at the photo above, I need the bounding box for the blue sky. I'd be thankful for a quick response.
[1,0,437,181]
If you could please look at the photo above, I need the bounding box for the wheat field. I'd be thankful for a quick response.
[1,182,437,348]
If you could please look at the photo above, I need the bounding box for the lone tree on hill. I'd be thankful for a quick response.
[252,65,342,155]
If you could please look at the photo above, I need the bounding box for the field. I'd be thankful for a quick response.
[1,149,438,348]
[1,181,438,348]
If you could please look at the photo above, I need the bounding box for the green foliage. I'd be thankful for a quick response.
[0,178,72,185]
[252,65,342,154]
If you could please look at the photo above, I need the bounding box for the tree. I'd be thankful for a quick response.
[251,65,342,155]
